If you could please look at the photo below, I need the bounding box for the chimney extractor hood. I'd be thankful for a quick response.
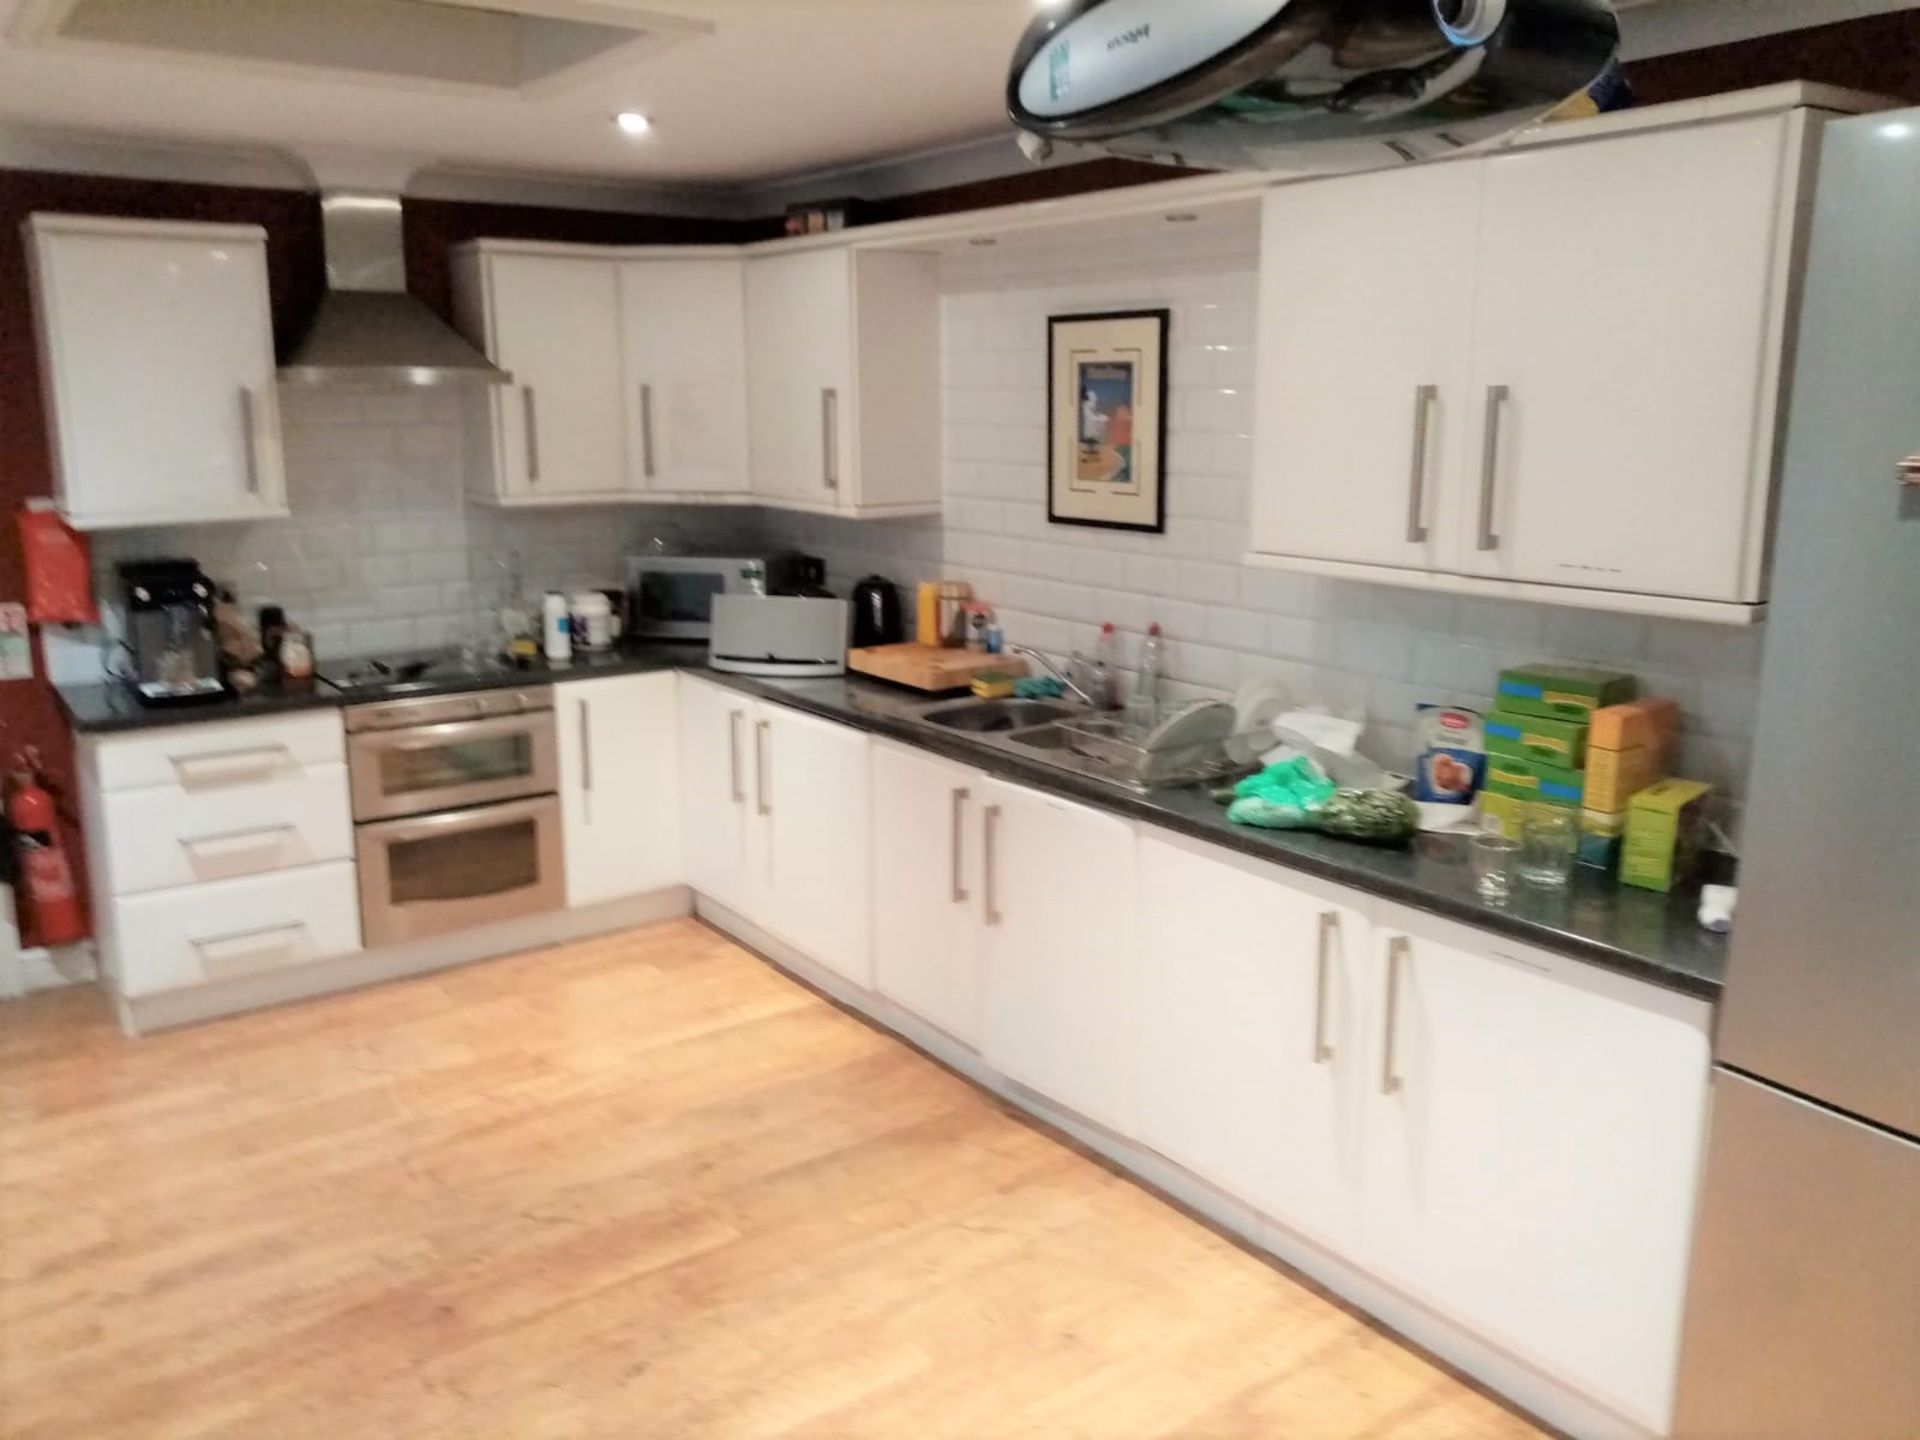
[280,191,511,388]
[1008,0,1620,172]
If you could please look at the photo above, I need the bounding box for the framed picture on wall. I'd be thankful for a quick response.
[1047,309,1169,533]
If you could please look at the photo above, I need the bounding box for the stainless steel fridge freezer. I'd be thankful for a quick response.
[1673,108,1920,1440]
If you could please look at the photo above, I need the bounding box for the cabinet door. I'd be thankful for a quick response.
[872,742,984,1047]
[677,677,754,914]
[29,218,284,528]
[487,253,628,499]
[1249,163,1480,571]
[1454,116,1796,601]
[761,705,871,987]
[1135,835,1369,1252]
[621,257,750,497]
[1362,910,1712,1432]
[746,249,853,506]
[559,673,681,908]
[979,779,1137,1133]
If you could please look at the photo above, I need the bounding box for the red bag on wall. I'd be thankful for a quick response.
[17,506,97,625]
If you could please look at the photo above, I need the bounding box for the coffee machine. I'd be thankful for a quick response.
[118,559,226,706]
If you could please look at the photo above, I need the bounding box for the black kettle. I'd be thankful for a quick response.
[851,575,904,648]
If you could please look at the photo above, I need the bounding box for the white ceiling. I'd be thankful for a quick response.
[0,0,1911,199]
[0,0,1036,189]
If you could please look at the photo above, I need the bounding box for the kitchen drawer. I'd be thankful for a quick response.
[103,861,362,999]
[95,763,353,897]
[86,711,345,794]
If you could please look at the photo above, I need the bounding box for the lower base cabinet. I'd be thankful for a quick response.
[677,676,871,987]
[1362,906,1711,1434]
[1135,834,1370,1256]
[872,741,987,1048]
[559,672,681,908]
[978,779,1138,1137]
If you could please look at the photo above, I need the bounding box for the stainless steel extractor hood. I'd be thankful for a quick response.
[280,191,510,388]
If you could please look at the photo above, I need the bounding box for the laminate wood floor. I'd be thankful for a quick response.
[0,920,1543,1440]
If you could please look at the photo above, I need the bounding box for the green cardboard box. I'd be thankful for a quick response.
[1621,779,1713,893]
[1496,664,1638,721]
[1485,709,1591,769]
[1483,753,1585,809]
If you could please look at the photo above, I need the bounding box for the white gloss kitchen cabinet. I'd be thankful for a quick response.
[451,243,629,504]
[1250,110,1813,622]
[26,213,288,529]
[1361,905,1711,1435]
[872,741,987,1049]
[76,711,359,1023]
[676,676,871,985]
[557,672,682,908]
[1135,826,1711,1434]
[1134,833,1371,1256]
[745,246,942,518]
[620,254,751,499]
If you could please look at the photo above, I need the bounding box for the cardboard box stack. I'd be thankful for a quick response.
[1586,698,1682,873]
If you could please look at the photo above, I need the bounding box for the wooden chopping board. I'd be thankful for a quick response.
[848,644,1029,693]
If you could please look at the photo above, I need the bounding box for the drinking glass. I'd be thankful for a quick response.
[1517,806,1578,888]
[1471,833,1521,904]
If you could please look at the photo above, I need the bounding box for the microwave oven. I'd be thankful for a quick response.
[626,554,781,641]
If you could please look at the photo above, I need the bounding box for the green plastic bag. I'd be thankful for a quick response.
[1225,755,1337,830]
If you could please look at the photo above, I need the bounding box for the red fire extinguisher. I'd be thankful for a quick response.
[7,748,85,947]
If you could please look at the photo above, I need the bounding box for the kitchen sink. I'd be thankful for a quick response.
[919,699,1080,734]
[1007,726,1072,751]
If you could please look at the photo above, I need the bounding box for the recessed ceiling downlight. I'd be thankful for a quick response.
[616,111,652,136]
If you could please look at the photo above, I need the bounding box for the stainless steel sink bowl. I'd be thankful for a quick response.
[919,699,1080,734]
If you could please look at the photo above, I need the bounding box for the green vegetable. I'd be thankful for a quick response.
[1316,788,1419,845]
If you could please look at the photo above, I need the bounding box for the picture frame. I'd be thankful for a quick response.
[1046,308,1169,534]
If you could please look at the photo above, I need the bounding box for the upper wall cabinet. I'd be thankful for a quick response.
[746,247,942,518]
[451,244,633,506]
[27,214,288,530]
[620,256,751,499]
[1250,111,1814,624]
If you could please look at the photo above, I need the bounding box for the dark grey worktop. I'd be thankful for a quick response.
[58,646,1726,1000]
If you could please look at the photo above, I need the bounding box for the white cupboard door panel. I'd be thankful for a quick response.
[677,677,754,914]
[763,705,871,987]
[1135,835,1369,1251]
[1362,913,1712,1431]
[30,218,282,527]
[106,861,362,999]
[980,780,1137,1134]
[561,672,682,908]
[621,258,750,497]
[1251,163,1481,570]
[97,763,352,897]
[1456,115,1793,601]
[871,742,983,1047]
[487,253,628,498]
[747,249,853,504]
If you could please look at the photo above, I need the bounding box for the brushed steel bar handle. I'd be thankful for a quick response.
[1405,384,1437,544]
[728,711,744,804]
[982,803,1002,926]
[523,386,541,485]
[1313,910,1338,1064]
[755,718,771,818]
[191,921,308,978]
[1476,384,1509,552]
[1381,935,1409,1096]
[822,388,840,491]
[640,383,656,480]
[579,699,593,796]
[238,386,260,494]
[180,824,297,857]
[949,787,971,904]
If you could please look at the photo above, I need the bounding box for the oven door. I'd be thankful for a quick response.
[348,712,557,822]
[355,794,564,948]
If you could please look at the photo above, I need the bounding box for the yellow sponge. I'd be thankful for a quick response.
[970,672,1015,699]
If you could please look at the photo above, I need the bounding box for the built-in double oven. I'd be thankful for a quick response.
[346,687,563,947]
